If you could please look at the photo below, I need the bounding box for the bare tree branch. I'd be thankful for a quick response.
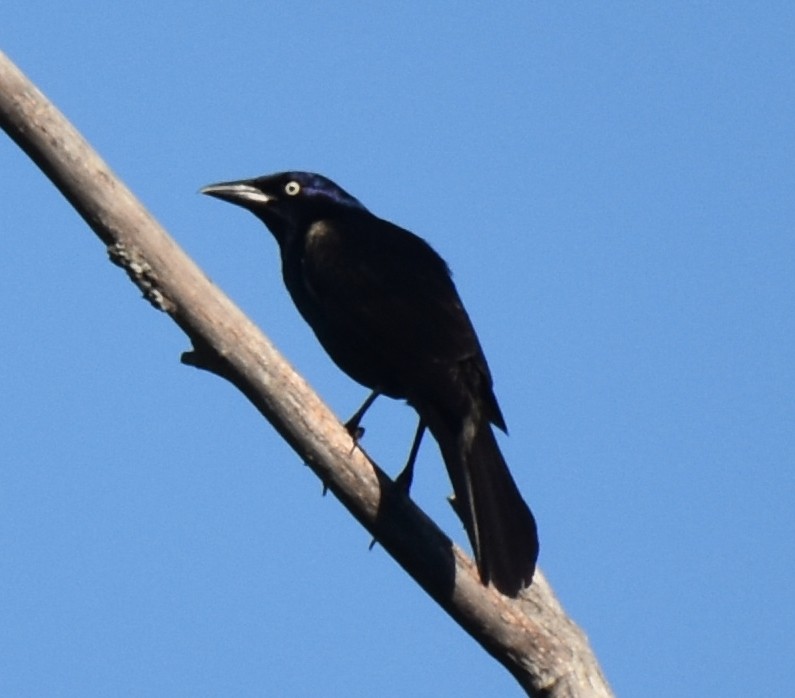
[0,50,613,697]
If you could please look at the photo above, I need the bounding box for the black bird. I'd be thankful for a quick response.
[201,172,538,595]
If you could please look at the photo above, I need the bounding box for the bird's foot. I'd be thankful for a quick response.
[393,464,415,498]
[344,417,365,443]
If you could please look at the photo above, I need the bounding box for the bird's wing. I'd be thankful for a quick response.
[301,213,483,370]
[298,212,505,430]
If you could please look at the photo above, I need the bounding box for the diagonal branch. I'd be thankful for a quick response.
[0,50,612,697]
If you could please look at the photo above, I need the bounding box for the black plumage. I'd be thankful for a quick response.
[201,171,538,595]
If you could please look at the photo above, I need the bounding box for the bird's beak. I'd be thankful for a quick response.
[200,181,274,207]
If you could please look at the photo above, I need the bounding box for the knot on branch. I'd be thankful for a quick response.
[107,241,176,314]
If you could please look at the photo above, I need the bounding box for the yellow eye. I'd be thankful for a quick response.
[285,181,301,196]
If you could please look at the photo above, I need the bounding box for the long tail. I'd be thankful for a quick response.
[422,405,539,596]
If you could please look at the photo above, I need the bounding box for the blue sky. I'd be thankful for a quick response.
[1,3,793,696]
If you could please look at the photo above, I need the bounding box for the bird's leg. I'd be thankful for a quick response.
[331,390,381,497]
[394,419,426,496]
[367,419,426,551]
[344,389,380,441]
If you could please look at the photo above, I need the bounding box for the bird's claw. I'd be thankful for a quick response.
[344,419,365,442]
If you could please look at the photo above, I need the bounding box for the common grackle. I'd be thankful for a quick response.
[201,172,538,595]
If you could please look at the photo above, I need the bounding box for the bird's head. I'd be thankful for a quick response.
[201,171,367,242]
